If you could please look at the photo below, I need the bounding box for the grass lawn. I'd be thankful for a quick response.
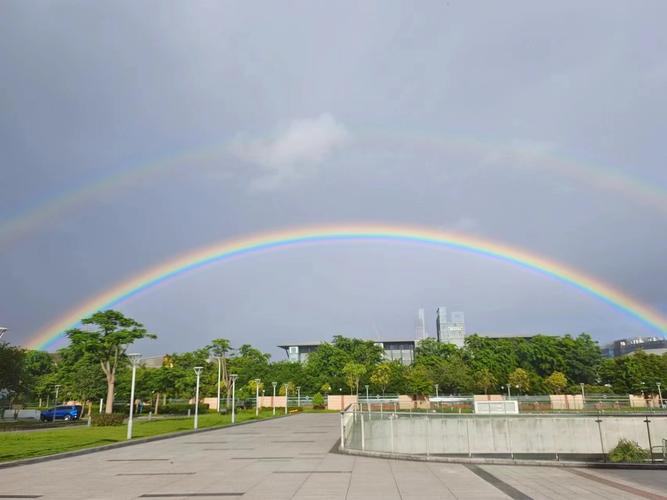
[0,409,279,463]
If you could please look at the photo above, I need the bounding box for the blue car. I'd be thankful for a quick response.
[40,405,81,422]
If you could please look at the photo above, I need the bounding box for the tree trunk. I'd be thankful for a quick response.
[105,374,115,414]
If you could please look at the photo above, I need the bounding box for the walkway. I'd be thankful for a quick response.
[1,413,665,499]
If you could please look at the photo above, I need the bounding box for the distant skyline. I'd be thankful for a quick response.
[1,1,666,358]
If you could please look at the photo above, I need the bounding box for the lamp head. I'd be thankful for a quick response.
[128,353,142,366]
[0,327,7,340]
[230,374,238,381]
[193,366,203,375]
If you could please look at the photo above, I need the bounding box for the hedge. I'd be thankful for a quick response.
[91,413,125,426]
[157,403,210,415]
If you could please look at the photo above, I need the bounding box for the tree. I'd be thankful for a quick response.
[508,368,531,395]
[342,362,366,395]
[0,342,25,403]
[66,310,156,414]
[370,362,392,396]
[319,382,332,395]
[405,365,432,396]
[544,371,568,394]
[207,338,233,407]
[474,368,497,395]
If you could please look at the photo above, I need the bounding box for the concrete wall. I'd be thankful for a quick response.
[346,413,667,456]
[549,395,584,410]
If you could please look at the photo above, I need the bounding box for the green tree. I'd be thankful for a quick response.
[405,365,432,396]
[319,382,332,395]
[370,362,392,396]
[65,310,156,413]
[473,368,497,395]
[0,342,25,403]
[544,371,568,394]
[508,368,531,394]
[207,338,233,406]
[342,362,366,395]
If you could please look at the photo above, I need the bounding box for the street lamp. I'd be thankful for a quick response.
[284,383,289,415]
[255,379,261,417]
[127,353,142,439]
[0,327,7,340]
[657,382,663,408]
[193,366,203,430]
[230,374,238,424]
[210,356,222,413]
[53,385,61,422]
[272,381,277,416]
[434,384,439,398]
[502,385,511,398]
[580,382,585,403]
[297,386,301,407]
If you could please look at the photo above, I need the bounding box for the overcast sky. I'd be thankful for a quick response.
[1,1,666,359]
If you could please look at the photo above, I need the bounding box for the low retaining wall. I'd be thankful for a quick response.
[345,413,667,458]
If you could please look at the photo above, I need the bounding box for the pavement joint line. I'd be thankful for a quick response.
[107,458,170,461]
[0,413,292,470]
[567,469,667,500]
[272,470,352,474]
[465,465,533,500]
[139,494,244,498]
[116,472,197,476]
[0,496,43,499]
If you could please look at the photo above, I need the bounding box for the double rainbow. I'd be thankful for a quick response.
[27,224,667,350]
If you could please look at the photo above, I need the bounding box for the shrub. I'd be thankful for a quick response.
[312,393,325,409]
[159,403,209,415]
[91,413,125,426]
[608,439,649,463]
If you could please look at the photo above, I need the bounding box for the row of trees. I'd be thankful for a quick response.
[2,310,667,412]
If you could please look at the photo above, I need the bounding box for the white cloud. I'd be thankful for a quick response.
[231,113,349,190]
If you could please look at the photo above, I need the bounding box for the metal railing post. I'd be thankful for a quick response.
[466,416,472,458]
[340,411,345,450]
[425,415,430,457]
[645,415,654,464]
[360,411,366,451]
[390,414,395,453]
[596,413,606,462]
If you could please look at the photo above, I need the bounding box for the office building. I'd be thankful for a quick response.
[436,307,466,348]
[279,339,416,365]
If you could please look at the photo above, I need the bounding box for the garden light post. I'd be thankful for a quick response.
[580,382,585,403]
[297,386,301,407]
[255,379,261,417]
[230,374,238,424]
[272,381,277,415]
[658,382,663,408]
[127,353,142,439]
[284,383,289,415]
[193,366,203,430]
[53,385,61,422]
[435,384,439,398]
[210,356,222,413]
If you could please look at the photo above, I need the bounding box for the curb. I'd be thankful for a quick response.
[0,413,291,470]
[336,446,667,470]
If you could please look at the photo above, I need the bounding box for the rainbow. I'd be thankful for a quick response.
[3,132,667,247]
[27,224,667,350]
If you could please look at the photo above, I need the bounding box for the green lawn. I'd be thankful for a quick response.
[0,409,279,463]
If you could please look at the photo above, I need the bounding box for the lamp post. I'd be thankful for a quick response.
[580,382,585,403]
[210,356,222,413]
[53,385,61,422]
[127,353,142,439]
[255,379,261,417]
[272,381,277,416]
[502,385,511,398]
[657,382,663,408]
[0,327,7,340]
[193,366,203,430]
[297,386,301,407]
[230,374,238,424]
[284,383,289,415]
[434,384,439,398]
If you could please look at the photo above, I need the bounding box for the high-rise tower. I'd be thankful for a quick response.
[415,308,427,341]
[436,308,466,347]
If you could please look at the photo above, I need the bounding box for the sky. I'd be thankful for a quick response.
[1,1,666,359]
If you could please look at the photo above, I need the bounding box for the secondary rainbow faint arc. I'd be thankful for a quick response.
[28,224,667,350]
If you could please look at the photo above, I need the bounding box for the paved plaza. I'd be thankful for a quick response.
[1,413,666,499]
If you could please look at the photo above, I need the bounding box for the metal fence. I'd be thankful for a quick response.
[341,403,667,463]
